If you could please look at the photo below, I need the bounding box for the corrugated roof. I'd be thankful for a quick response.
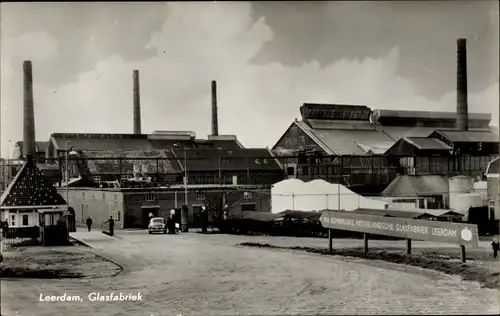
[0,157,66,207]
[404,137,452,150]
[381,175,449,197]
[435,130,498,143]
[173,148,281,172]
[295,121,393,155]
[51,133,242,152]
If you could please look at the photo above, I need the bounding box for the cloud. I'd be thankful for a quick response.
[1,2,498,157]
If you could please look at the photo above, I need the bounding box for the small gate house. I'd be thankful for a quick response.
[0,155,68,245]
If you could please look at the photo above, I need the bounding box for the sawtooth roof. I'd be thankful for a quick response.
[381,175,449,197]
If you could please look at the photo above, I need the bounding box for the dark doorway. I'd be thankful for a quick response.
[141,206,159,229]
[192,205,202,228]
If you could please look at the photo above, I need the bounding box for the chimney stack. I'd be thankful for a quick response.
[211,80,219,136]
[456,38,469,131]
[133,70,141,134]
[23,61,36,158]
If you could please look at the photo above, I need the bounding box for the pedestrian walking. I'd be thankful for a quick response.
[200,206,208,233]
[86,216,93,232]
[492,237,499,259]
[104,216,115,236]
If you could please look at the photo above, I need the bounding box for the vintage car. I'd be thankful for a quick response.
[148,217,166,234]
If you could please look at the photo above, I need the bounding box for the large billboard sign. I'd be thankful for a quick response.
[320,211,479,248]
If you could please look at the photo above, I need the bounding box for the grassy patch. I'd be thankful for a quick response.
[240,242,500,289]
[0,267,82,279]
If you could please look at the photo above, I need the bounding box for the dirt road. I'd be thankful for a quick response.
[1,230,498,315]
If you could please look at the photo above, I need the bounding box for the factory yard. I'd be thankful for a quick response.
[1,230,499,316]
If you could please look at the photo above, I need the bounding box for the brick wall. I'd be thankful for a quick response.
[123,188,270,228]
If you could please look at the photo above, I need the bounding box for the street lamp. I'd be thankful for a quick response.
[65,141,78,211]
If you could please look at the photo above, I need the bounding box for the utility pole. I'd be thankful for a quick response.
[184,147,188,206]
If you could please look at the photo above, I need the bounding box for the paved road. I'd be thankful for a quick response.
[2,229,499,315]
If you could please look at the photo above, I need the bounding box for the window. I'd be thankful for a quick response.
[145,192,155,201]
[10,214,15,226]
[93,176,102,183]
[418,199,425,209]
[82,191,86,198]
[112,211,120,221]
[243,191,252,199]
[102,192,106,199]
[287,167,295,176]
[22,215,29,226]
[196,192,206,200]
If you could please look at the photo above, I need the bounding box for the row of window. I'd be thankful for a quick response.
[144,191,253,201]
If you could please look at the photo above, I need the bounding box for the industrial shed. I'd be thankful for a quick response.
[381,175,449,209]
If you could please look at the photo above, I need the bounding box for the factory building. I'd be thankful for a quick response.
[60,185,271,229]
[272,38,497,194]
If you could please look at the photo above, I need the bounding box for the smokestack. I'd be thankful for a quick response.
[23,61,36,158]
[133,70,141,134]
[456,38,469,131]
[211,80,219,136]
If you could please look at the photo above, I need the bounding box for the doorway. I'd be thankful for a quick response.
[192,205,202,228]
[141,206,160,229]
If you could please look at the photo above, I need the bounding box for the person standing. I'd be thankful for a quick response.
[492,237,499,259]
[86,216,93,232]
[104,216,115,236]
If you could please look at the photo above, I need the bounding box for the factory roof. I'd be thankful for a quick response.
[49,133,243,152]
[294,120,393,155]
[371,109,493,141]
[0,156,66,208]
[486,157,499,175]
[403,137,452,150]
[83,149,182,174]
[432,130,499,143]
[381,175,449,197]
[173,148,282,172]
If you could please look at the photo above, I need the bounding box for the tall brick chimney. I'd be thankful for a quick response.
[23,61,36,158]
[211,80,219,136]
[456,38,469,131]
[133,70,141,134]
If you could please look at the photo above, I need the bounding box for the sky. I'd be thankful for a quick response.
[0,1,498,158]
